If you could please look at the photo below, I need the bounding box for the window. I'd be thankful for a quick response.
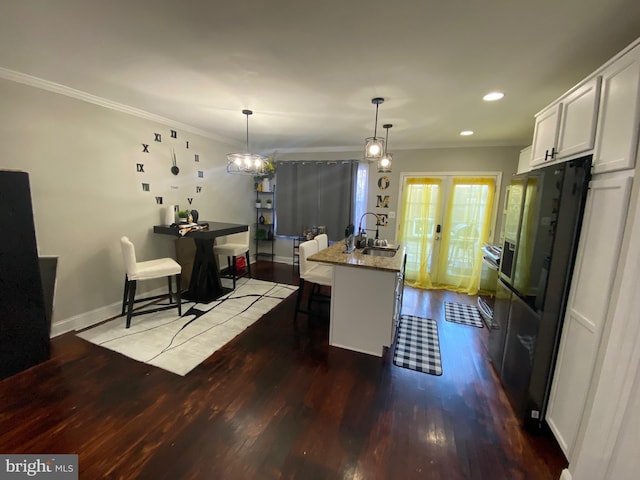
[275,160,360,241]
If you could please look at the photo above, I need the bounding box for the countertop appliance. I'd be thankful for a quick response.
[488,156,591,430]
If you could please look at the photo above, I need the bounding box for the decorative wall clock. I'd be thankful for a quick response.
[138,128,202,208]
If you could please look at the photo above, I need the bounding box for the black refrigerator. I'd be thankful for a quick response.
[488,157,591,430]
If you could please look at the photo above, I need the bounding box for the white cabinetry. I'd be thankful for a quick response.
[516,146,532,174]
[546,171,633,457]
[592,45,640,174]
[530,104,561,168]
[557,76,601,157]
[330,264,399,356]
[531,77,601,169]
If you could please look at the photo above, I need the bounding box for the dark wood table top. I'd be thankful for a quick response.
[153,221,248,239]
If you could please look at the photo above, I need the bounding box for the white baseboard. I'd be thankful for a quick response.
[559,468,572,480]
[273,255,294,265]
[50,286,167,337]
[50,301,122,337]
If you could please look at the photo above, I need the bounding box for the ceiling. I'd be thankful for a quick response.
[2,0,640,154]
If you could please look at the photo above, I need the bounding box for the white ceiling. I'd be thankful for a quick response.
[2,0,640,154]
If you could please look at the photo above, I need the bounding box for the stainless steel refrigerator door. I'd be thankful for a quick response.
[488,279,513,373]
[500,293,540,420]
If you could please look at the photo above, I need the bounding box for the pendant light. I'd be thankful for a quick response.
[364,97,385,161]
[377,124,393,173]
[226,109,267,175]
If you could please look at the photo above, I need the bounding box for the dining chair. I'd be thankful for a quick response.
[120,236,182,328]
[294,240,333,322]
[213,227,251,290]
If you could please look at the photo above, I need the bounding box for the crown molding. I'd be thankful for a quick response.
[0,67,224,141]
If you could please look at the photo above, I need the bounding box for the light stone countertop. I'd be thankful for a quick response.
[307,240,406,273]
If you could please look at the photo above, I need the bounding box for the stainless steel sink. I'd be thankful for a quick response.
[361,246,398,257]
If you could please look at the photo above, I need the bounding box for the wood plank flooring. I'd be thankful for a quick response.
[0,262,566,479]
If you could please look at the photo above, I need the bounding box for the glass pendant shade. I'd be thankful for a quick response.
[364,97,385,161]
[226,109,267,175]
[377,153,392,173]
[377,123,393,173]
[364,136,385,160]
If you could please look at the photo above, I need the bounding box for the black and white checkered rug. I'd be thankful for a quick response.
[393,314,442,376]
[444,301,484,328]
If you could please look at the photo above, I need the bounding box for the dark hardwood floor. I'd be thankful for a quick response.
[0,262,566,479]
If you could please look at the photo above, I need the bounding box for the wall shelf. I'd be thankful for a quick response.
[255,188,275,261]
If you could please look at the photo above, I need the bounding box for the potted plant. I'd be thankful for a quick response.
[255,199,262,208]
[254,152,277,191]
[177,209,189,223]
[265,199,272,209]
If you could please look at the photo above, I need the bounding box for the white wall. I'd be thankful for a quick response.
[0,78,255,332]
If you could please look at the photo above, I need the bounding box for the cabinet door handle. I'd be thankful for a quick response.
[545,147,556,161]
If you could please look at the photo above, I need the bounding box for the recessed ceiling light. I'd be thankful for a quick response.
[483,91,504,101]
[460,130,474,136]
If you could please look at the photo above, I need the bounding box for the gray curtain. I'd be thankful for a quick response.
[276,160,357,241]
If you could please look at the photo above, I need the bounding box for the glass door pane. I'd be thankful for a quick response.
[399,175,495,293]
[432,178,494,289]
[399,178,442,285]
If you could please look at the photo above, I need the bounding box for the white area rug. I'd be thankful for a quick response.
[77,278,297,376]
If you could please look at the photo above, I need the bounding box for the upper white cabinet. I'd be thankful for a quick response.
[516,145,532,174]
[530,103,561,168]
[557,77,602,157]
[531,76,601,169]
[592,45,640,174]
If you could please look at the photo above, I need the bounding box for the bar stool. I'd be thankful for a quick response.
[213,227,251,290]
[294,240,333,321]
[120,236,182,328]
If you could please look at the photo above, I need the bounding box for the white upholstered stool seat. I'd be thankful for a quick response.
[295,240,332,321]
[314,233,328,251]
[127,258,182,281]
[213,228,251,290]
[120,236,182,328]
[312,233,332,269]
[303,263,333,285]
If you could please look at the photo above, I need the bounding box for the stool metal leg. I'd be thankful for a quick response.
[175,273,182,316]
[232,255,238,290]
[121,275,130,316]
[246,251,252,278]
[125,279,137,328]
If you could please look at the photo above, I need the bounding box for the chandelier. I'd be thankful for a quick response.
[364,97,385,161]
[378,124,393,173]
[226,109,267,175]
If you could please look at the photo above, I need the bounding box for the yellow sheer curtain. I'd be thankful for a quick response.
[432,177,495,294]
[397,178,442,289]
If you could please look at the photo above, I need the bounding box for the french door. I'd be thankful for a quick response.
[397,173,497,293]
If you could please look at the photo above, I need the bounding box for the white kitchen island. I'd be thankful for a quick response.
[308,241,406,357]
